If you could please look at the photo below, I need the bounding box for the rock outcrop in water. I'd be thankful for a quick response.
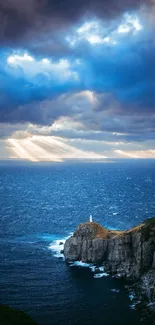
[64,218,155,316]
[64,219,155,279]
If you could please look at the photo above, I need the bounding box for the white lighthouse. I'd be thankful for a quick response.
[89,215,93,223]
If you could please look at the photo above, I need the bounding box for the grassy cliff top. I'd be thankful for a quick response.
[74,222,120,239]
[125,217,155,239]
[73,218,155,240]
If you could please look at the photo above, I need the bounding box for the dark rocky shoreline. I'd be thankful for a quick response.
[64,218,155,324]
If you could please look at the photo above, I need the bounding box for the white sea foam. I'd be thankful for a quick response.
[130,304,136,310]
[129,290,136,301]
[49,234,109,278]
[90,265,106,272]
[98,266,105,272]
[70,262,109,278]
[129,293,135,301]
[94,272,109,278]
[70,261,91,268]
[128,290,138,310]
[90,265,96,272]
[68,260,109,278]
[111,289,120,293]
[129,298,141,310]
[49,240,64,258]
[48,232,73,258]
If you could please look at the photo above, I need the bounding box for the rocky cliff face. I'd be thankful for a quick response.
[64,219,155,280]
[64,218,155,311]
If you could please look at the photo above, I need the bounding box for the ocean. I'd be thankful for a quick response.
[0,160,155,325]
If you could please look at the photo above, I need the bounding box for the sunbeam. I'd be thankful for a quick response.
[8,136,105,162]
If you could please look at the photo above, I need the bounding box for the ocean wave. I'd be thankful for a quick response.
[94,272,109,278]
[48,233,73,258]
[49,240,65,258]
[2,233,60,245]
[70,261,92,268]
[69,261,109,278]
[49,234,109,278]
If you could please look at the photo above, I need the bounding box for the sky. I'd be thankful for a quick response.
[0,0,155,161]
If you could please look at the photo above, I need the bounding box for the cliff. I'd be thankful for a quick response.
[64,218,155,316]
[64,219,155,280]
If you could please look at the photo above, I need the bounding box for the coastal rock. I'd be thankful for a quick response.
[140,270,155,303]
[64,218,155,313]
[64,219,155,280]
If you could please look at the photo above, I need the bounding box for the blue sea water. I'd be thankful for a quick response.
[0,160,155,325]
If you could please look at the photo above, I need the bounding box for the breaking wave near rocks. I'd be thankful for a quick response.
[49,236,109,278]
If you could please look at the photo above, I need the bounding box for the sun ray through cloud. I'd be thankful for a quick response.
[0,0,154,161]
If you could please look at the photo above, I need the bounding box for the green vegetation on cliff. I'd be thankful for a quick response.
[74,221,120,239]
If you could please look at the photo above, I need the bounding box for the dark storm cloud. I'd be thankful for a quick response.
[0,123,26,138]
[1,88,155,142]
[81,38,155,114]
[0,0,152,45]
[1,28,155,124]
[0,52,81,124]
[0,90,79,126]
[0,0,155,144]
[1,31,155,130]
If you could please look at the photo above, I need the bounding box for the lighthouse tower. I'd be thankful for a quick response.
[89,215,93,223]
